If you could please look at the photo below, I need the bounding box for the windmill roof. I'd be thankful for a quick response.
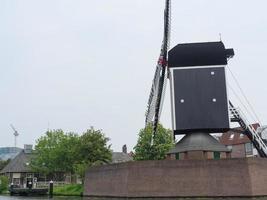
[168,41,234,68]
[168,132,230,154]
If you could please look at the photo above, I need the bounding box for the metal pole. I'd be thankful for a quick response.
[49,180,53,198]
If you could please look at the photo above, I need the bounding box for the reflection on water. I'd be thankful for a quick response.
[2,196,267,200]
[0,196,82,200]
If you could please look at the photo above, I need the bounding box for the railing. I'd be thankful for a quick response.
[36,181,70,188]
[229,105,267,157]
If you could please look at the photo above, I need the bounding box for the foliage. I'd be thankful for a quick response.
[0,176,8,194]
[77,128,112,164]
[74,128,112,181]
[0,159,10,171]
[53,184,83,196]
[133,123,174,160]
[31,130,80,175]
[31,128,112,181]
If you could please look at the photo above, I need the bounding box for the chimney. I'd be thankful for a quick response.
[24,144,33,154]
[122,144,127,154]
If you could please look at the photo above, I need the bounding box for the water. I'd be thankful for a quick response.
[0,196,82,200]
[2,196,267,200]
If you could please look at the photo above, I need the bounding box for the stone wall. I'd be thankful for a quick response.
[84,158,267,197]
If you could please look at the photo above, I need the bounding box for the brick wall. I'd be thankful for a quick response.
[84,158,267,197]
[232,144,246,158]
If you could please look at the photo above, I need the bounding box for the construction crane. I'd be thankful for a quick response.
[10,124,19,148]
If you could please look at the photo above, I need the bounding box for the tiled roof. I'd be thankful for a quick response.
[1,150,133,173]
[219,123,260,146]
[0,150,34,174]
[112,152,133,163]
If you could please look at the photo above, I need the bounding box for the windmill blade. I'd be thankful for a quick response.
[145,0,171,136]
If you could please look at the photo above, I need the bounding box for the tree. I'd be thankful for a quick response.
[31,130,80,176]
[74,128,112,181]
[0,176,8,194]
[133,123,174,160]
[0,159,10,171]
[31,128,112,182]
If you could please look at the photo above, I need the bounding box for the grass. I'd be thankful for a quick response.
[53,184,83,196]
[0,190,9,195]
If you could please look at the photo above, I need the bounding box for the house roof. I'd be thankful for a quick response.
[0,149,133,174]
[0,150,34,174]
[112,152,133,163]
[219,123,259,146]
[168,132,230,154]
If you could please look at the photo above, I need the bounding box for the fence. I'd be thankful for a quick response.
[36,181,70,188]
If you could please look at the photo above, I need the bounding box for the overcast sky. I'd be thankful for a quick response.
[1,0,267,152]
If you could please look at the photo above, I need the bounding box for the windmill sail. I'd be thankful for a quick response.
[145,0,171,136]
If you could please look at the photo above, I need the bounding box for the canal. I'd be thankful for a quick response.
[2,196,267,200]
[0,196,82,200]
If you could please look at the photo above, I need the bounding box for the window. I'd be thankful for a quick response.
[245,143,253,155]
[12,178,20,186]
[175,153,179,160]
[240,134,244,138]
[214,152,221,160]
[229,134,234,140]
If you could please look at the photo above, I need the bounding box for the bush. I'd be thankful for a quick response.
[0,176,9,194]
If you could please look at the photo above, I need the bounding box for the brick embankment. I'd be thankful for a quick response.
[84,158,267,197]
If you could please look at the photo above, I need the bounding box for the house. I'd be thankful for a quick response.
[112,145,133,163]
[219,124,260,158]
[0,144,73,187]
[1,143,133,188]
[0,144,47,188]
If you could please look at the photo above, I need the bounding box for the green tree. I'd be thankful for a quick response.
[31,130,80,176]
[0,159,10,171]
[134,123,174,160]
[31,128,112,182]
[74,128,112,181]
[0,176,8,194]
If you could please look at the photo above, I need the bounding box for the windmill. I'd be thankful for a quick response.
[10,124,19,148]
[145,0,267,157]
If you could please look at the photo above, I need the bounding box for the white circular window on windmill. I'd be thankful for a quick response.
[212,98,217,102]
[180,99,185,103]
[211,71,215,75]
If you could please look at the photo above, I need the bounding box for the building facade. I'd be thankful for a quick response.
[219,124,259,158]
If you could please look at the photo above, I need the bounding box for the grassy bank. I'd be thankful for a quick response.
[53,184,83,196]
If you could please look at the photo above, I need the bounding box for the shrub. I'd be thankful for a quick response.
[0,176,9,194]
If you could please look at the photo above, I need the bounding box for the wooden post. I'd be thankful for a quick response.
[10,183,14,196]
[49,180,53,198]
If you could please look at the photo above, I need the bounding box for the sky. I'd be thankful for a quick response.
[1,0,267,152]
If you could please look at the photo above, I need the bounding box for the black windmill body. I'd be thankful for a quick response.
[168,41,234,135]
[145,0,267,158]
